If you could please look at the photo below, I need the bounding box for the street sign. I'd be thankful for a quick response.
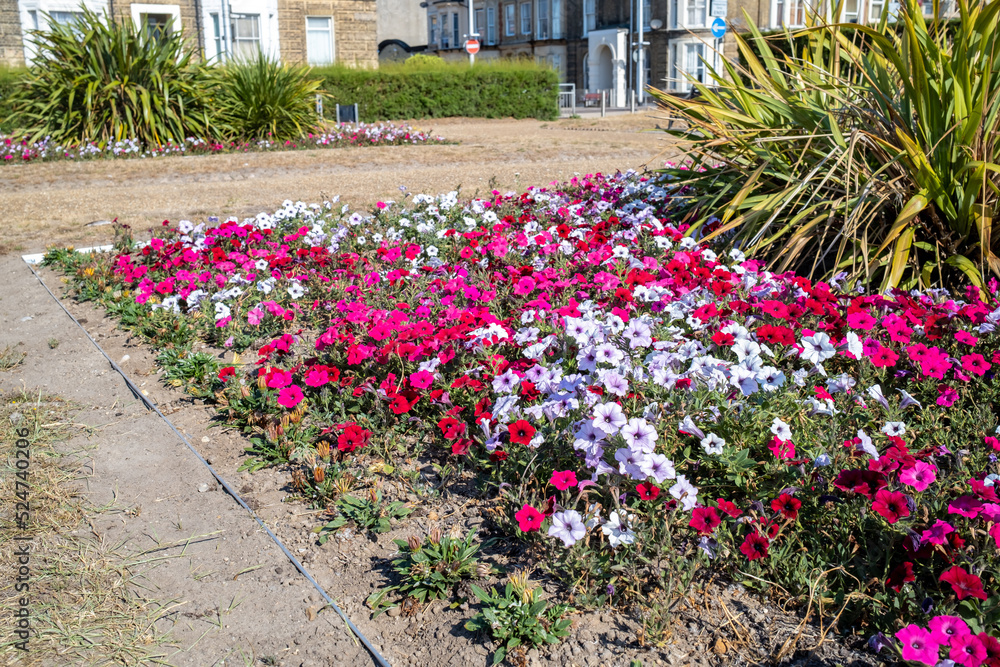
[465,39,480,55]
[711,17,726,38]
[710,0,728,17]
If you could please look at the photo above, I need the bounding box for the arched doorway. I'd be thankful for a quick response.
[595,45,614,92]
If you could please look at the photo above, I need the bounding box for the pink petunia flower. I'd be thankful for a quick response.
[950,633,988,667]
[895,625,941,665]
[515,504,544,532]
[921,519,955,545]
[928,615,971,645]
[549,470,578,490]
[948,495,984,519]
[304,366,329,387]
[277,384,304,408]
[899,461,937,492]
[409,370,435,389]
[267,369,293,389]
[961,353,992,376]
[955,330,979,346]
[937,385,959,406]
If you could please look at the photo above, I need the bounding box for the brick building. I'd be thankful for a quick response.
[0,0,376,66]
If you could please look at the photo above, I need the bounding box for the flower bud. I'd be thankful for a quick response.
[316,440,330,459]
[313,466,325,484]
[475,562,490,579]
[407,535,422,552]
[428,528,442,545]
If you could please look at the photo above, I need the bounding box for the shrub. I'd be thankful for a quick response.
[0,65,26,134]
[208,51,325,141]
[7,7,211,145]
[651,0,1000,291]
[312,60,559,121]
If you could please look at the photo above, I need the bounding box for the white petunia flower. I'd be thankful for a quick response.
[601,510,636,548]
[700,433,725,455]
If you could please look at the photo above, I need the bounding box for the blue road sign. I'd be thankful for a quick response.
[711,17,726,38]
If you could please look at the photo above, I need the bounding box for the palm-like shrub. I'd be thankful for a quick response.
[651,0,1000,290]
[209,51,324,141]
[8,7,211,145]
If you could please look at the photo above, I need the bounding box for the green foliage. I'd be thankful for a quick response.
[367,529,486,616]
[0,65,26,134]
[155,348,222,398]
[464,580,573,666]
[652,0,1000,290]
[313,490,412,542]
[312,60,560,121]
[208,51,324,140]
[7,7,212,145]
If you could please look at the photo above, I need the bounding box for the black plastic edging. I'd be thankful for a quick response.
[22,257,392,667]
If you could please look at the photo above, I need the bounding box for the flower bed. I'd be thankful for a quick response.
[46,171,1000,665]
[1,122,446,164]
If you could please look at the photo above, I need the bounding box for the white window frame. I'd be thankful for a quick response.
[504,3,515,36]
[669,38,718,92]
[230,12,261,58]
[475,7,484,37]
[520,2,531,34]
[552,0,561,38]
[452,11,460,47]
[430,14,438,45]
[584,0,595,35]
[841,0,860,21]
[305,15,334,65]
[643,0,652,25]
[130,3,181,37]
[868,0,885,21]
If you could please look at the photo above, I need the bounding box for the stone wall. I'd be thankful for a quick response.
[0,0,24,66]
[278,0,377,66]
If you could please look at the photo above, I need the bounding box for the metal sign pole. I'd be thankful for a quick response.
[637,0,644,105]
[468,0,475,64]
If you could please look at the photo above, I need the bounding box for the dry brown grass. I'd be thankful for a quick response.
[0,390,176,665]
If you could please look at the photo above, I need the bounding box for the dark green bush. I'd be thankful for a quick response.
[208,51,324,141]
[313,60,559,121]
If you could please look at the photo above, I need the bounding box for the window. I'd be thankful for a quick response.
[789,0,805,25]
[772,0,784,26]
[487,7,497,43]
[505,4,515,35]
[475,8,483,37]
[584,0,596,34]
[537,0,549,38]
[922,0,934,15]
[520,3,531,34]
[231,13,260,59]
[142,14,173,41]
[842,0,859,21]
[452,12,460,47]
[869,0,885,21]
[686,0,707,26]
[210,13,222,58]
[552,0,561,37]
[643,0,652,24]
[440,14,449,47]
[684,42,708,86]
[49,11,82,27]
[306,17,334,64]
[27,9,38,30]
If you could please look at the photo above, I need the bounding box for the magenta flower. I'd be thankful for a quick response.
[961,353,991,376]
[948,495,984,519]
[950,633,987,667]
[920,519,955,546]
[513,276,536,295]
[895,625,941,665]
[304,367,329,387]
[409,370,435,389]
[928,615,971,645]
[277,384,304,408]
[267,369,293,389]
[872,489,910,524]
[937,385,959,406]
[899,461,937,492]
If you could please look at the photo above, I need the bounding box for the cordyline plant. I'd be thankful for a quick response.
[651,0,1000,291]
[8,7,212,146]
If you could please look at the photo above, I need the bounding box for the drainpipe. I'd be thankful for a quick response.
[194,0,204,58]
[637,0,643,103]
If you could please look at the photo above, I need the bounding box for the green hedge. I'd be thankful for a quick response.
[313,60,560,122]
[0,66,27,134]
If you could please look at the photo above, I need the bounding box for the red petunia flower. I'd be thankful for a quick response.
[739,531,769,561]
[508,419,536,446]
[872,489,910,523]
[218,366,236,381]
[337,424,371,453]
[717,498,742,518]
[885,561,915,593]
[940,566,988,601]
[636,482,660,500]
[771,493,802,521]
[689,506,721,535]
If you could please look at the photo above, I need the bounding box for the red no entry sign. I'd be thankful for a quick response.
[465,39,480,55]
